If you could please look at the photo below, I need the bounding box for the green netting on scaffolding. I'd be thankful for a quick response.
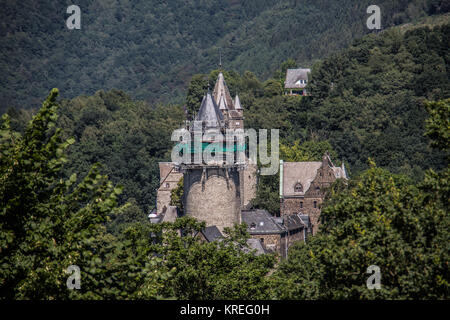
[173,142,246,154]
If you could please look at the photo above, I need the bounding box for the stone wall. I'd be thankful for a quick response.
[156,162,183,214]
[250,233,287,258]
[241,162,258,209]
[281,197,323,234]
[184,167,241,232]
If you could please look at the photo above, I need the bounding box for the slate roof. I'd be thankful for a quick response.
[284,214,305,231]
[284,68,311,89]
[218,94,228,110]
[195,91,224,128]
[234,95,242,110]
[241,209,286,234]
[200,226,223,242]
[282,154,348,197]
[244,238,266,256]
[213,72,234,109]
[298,214,312,231]
[282,162,322,196]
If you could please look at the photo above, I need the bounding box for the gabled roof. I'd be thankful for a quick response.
[241,209,286,234]
[195,91,224,128]
[285,68,311,89]
[244,238,266,256]
[200,226,223,242]
[213,72,234,109]
[282,153,348,197]
[283,162,322,196]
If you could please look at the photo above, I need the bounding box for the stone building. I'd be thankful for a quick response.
[156,72,257,231]
[156,162,183,215]
[284,68,311,95]
[152,70,347,258]
[241,209,311,259]
[280,152,348,234]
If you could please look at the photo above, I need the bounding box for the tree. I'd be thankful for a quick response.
[151,217,276,299]
[263,79,283,97]
[271,99,450,299]
[425,98,450,152]
[170,177,184,214]
[185,74,208,118]
[0,89,124,299]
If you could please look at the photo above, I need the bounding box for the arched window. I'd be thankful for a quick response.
[313,201,317,208]
[300,201,303,209]
[294,182,303,193]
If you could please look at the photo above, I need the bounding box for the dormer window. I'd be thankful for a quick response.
[250,222,256,230]
[294,182,303,193]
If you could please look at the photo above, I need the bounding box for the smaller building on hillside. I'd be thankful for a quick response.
[284,68,311,95]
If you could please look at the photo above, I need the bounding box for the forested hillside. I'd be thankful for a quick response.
[1,0,449,113]
[5,21,449,218]
[1,3,449,301]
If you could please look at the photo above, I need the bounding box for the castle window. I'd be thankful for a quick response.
[314,201,317,208]
[300,201,303,208]
[260,238,264,244]
[294,182,303,193]
[165,183,170,188]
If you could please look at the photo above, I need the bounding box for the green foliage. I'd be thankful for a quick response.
[0,89,123,299]
[263,79,283,97]
[2,1,447,113]
[57,90,185,216]
[280,140,338,162]
[186,74,208,118]
[272,161,449,299]
[301,24,449,177]
[0,91,275,300]
[271,100,450,299]
[170,177,184,214]
[151,217,276,299]
[424,98,450,152]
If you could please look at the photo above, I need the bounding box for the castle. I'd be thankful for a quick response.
[152,71,347,258]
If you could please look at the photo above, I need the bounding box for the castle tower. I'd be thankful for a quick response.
[178,89,244,232]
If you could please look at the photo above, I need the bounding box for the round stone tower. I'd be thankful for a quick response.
[184,167,241,232]
[176,73,245,232]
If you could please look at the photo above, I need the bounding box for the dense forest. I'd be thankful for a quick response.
[1,0,449,113]
[4,21,449,219]
[0,4,449,300]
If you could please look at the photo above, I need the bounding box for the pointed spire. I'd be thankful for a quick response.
[218,95,228,110]
[234,94,242,110]
[213,72,234,110]
[195,90,224,128]
[341,161,348,179]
